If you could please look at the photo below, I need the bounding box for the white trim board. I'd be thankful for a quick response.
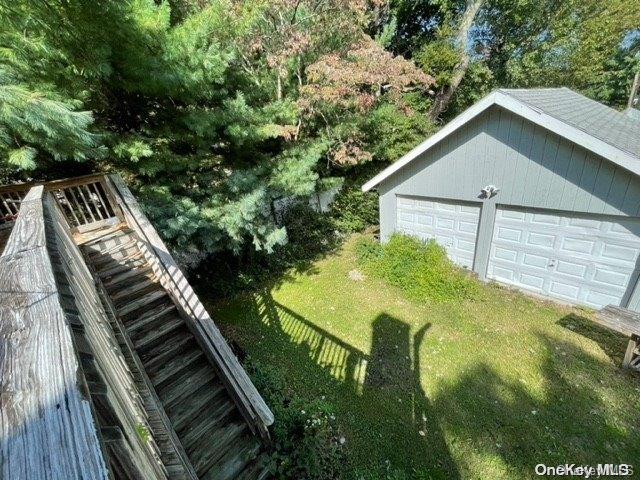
[362,90,640,192]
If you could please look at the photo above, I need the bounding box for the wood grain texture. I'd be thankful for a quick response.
[108,174,274,438]
[596,305,640,337]
[45,195,169,480]
[0,187,108,480]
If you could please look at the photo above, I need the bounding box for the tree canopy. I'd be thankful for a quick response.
[0,0,638,254]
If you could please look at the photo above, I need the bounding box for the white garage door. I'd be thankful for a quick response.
[488,208,640,308]
[396,196,480,269]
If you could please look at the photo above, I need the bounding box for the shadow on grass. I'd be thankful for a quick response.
[223,290,640,478]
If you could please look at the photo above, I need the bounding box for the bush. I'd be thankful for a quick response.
[190,203,339,298]
[329,187,378,233]
[245,359,347,480]
[356,234,479,303]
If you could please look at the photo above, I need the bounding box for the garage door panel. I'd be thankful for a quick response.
[396,196,480,269]
[549,281,580,301]
[522,253,549,269]
[494,246,518,262]
[496,226,522,243]
[600,243,638,263]
[560,237,595,255]
[488,207,640,309]
[531,213,561,225]
[555,260,587,278]
[520,273,545,290]
[526,232,556,249]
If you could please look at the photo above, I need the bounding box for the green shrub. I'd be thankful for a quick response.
[245,359,347,480]
[329,187,378,233]
[356,234,479,303]
[190,204,338,298]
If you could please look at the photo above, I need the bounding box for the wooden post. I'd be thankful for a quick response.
[623,335,639,368]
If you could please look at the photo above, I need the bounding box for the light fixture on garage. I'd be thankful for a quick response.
[481,185,500,198]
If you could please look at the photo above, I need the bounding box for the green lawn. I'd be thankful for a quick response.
[207,235,640,479]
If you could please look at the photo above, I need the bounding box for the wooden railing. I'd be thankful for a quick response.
[108,174,275,441]
[0,185,168,480]
[0,173,275,471]
[0,183,29,225]
[0,174,124,234]
[47,175,122,231]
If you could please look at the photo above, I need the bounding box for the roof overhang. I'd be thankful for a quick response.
[362,91,640,192]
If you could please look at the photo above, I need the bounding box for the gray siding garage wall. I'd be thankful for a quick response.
[378,105,640,308]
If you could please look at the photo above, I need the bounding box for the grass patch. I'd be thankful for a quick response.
[357,234,479,302]
[206,234,640,479]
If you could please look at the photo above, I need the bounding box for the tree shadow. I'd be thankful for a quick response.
[431,333,640,477]
[220,289,640,478]
[235,290,460,479]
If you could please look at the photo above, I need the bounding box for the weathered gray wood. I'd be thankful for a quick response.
[109,174,275,440]
[44,194,170,480]
[0,186,109,480]
[623,336,639,368]
[80,240,199,480]
[596,305,640,370]
[596,305,640,337]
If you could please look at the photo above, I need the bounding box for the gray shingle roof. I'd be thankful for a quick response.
[500,88,640,159]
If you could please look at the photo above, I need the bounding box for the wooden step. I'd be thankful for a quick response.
[95,252,145,277]
[181,396,237,452]
[85,236,137,257]
[158,362,215,409]
[117,290,168,317]
[150,348,204,387]
[132,316,185,350]
[109,276,158,303]
[190,422,248,476]
[140,330,194,371]
[91,244,141,267]
[204,439,261,480]
[125,302,177,337]
[170,384,227,434]
[102,264,154,289]
[81,227,132,247]
[236,455,271,480]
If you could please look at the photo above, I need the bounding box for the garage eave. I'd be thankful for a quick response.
[362,91,640,192]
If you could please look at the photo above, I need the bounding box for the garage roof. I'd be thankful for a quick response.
[362,88,640,192]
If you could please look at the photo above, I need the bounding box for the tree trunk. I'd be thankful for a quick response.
[628,71,640,109]
[429,0,485,121]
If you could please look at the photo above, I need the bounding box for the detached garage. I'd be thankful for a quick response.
[363,88,640,310]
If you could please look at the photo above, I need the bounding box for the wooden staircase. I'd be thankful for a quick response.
[82,227,270,480]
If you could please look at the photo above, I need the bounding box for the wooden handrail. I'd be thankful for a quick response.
[107,174,275,440]
[0,186,109,480]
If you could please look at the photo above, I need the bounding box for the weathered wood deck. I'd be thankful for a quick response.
[0,174,273,479]
[596,305,640,370]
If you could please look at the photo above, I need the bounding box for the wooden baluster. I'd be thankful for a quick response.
[82,183,104,220]
[9,192,22,214]
[0,194,12,218]
[89,182,109,219]
[67,187,90,225]
[58,189,81,227]
[73,185,96,223]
